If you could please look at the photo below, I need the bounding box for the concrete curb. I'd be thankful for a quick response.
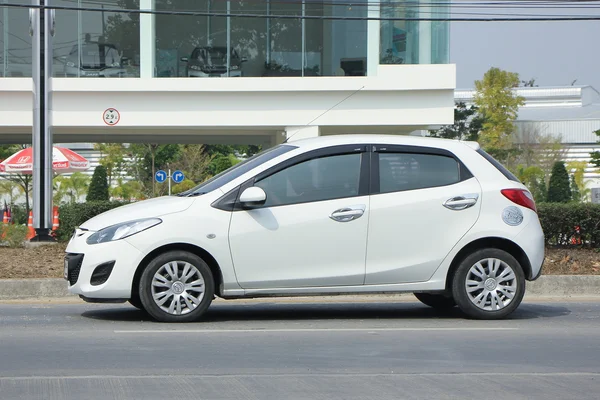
[1,275,600,301]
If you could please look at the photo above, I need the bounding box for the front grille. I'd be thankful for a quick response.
[65,253,84,286]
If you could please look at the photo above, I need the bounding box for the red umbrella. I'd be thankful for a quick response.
[0,146,90,174]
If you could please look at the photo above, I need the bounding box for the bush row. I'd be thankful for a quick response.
[56,201,128,242]
[537,203,600,248]
[54,201,600,248]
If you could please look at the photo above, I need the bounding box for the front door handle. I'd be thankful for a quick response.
[330,205,366,222]
[443,194,479,211]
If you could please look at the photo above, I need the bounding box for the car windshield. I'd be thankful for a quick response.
[180,144,297,197]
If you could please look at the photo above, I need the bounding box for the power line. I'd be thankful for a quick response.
[2,1,600,21]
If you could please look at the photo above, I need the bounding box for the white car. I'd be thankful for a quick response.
[65,135,545,322]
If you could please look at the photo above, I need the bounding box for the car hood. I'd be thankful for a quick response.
[80,196,196,231]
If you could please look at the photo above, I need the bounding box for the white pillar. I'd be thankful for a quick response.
[366,0,380,76]
[284,125,321,142]
[140,0,156,78]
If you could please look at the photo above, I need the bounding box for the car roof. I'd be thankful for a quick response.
[286,134,480,152]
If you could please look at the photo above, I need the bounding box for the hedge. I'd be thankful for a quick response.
[54,200,600,248]
[537,203,600,248]
[56,201,128,242]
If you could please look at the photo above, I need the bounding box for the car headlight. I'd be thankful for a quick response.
[66,61,75,67]
[230,65,239,70]
[86,218,162,245]
[190,65,201,70]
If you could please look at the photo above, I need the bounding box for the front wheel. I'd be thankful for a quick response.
[452,248,525,320]
[139,251,215,322]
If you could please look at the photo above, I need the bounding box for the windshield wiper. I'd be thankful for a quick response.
[187,191,207,197]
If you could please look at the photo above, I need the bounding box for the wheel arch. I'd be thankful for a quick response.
[131,243,224,299]
[445,237,533,291]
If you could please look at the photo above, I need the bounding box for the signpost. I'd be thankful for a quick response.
[103,108,120,126]
[155,169,185,195]
[592,187,600,204]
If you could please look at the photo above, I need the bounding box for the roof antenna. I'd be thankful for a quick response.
[284,85,365,143]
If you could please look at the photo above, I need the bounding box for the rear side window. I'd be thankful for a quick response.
[476,149,520,182]
[379,153,460,193]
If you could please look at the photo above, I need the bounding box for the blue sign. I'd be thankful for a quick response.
[172,170,185,183]
[155,170,167,183]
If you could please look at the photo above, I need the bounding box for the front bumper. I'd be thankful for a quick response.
[65,231,143,299]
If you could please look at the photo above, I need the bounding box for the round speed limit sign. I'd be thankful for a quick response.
[103,108,120,126]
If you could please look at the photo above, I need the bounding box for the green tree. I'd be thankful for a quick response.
[87,166,110,202]
[168,144,213,183]
[567,161,590,202]
[547,161,572,203]
[515,165,546,202]
[570,175,581,203]
[95,143,127,187]
[590,129,600,169]
[55,173,90,204]
[429,102,485,141]
[474,67,525,150]
[209,154,234,175]
[127,144,182,197]
[111,179,145,202]
[172,179,196,195]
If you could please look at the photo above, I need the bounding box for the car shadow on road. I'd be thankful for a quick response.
[80,301,571,323]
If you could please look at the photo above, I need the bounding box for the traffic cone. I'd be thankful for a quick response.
[2,211,7,225]
[26,211,35,240]
[52,206,59,232]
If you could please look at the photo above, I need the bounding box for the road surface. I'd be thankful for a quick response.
[1,298,599,399]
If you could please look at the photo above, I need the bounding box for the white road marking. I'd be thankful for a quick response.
[114,327,519,334]
[0,372,598,381]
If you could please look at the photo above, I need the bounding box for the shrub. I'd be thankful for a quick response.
[537,203,600,247]
[87,165,110,202]
[1,224,29,248]
[56,201,128,242]
[9,204,28,225]
[172,179,196,195]
[547,161,571,203]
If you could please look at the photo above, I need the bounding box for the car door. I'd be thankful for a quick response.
[365,145,482,285]
[228,146,370,289]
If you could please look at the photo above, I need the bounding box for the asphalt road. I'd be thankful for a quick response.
[1,298,599,400]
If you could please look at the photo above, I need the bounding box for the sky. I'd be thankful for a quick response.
[450,3,600,90]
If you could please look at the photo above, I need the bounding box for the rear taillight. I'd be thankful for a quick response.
[501,189,537,213]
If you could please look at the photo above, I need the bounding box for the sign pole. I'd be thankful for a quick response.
[30,0,55,241]
[168,169,171,196]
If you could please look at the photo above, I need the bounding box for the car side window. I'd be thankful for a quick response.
[255,153,362,207]
[379,153,460,193]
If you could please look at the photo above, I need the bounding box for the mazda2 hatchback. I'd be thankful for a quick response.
[65,135,544,322]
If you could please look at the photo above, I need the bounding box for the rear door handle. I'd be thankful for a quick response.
[443,194,479,211]
[330,205,366,222]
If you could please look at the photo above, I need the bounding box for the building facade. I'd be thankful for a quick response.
[0,0,455,145]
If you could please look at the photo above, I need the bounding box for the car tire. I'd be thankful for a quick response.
[452,248,525,320]
[139,250,215,323]
[414,293,456,310]
[128,294,143,310]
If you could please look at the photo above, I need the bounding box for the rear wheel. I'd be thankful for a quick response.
[139,251,215,322]
[414,293,456,310]
[452,248,525,320]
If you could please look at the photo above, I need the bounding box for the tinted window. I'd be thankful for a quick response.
[476,149,520,182]
[379,153,460,193]
[256,153,362,207]
[184,145,296,196]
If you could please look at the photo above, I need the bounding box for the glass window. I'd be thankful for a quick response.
[1,0,32,77]
[52,0,140,78]
[476,149,520,183]
[305,1,367,77]
[256,153,362,207]
[380,0,449,65]
[379,153,460,193]
[155,0,367,78]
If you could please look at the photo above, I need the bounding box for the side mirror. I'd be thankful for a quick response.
[241,57,248,63]
[239,186,266,208]
[180,57,189,62]
[121,56,129,63]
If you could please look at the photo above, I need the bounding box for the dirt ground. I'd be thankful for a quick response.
[0,244,598,279]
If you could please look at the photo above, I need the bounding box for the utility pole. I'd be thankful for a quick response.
[30,0,55,241]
